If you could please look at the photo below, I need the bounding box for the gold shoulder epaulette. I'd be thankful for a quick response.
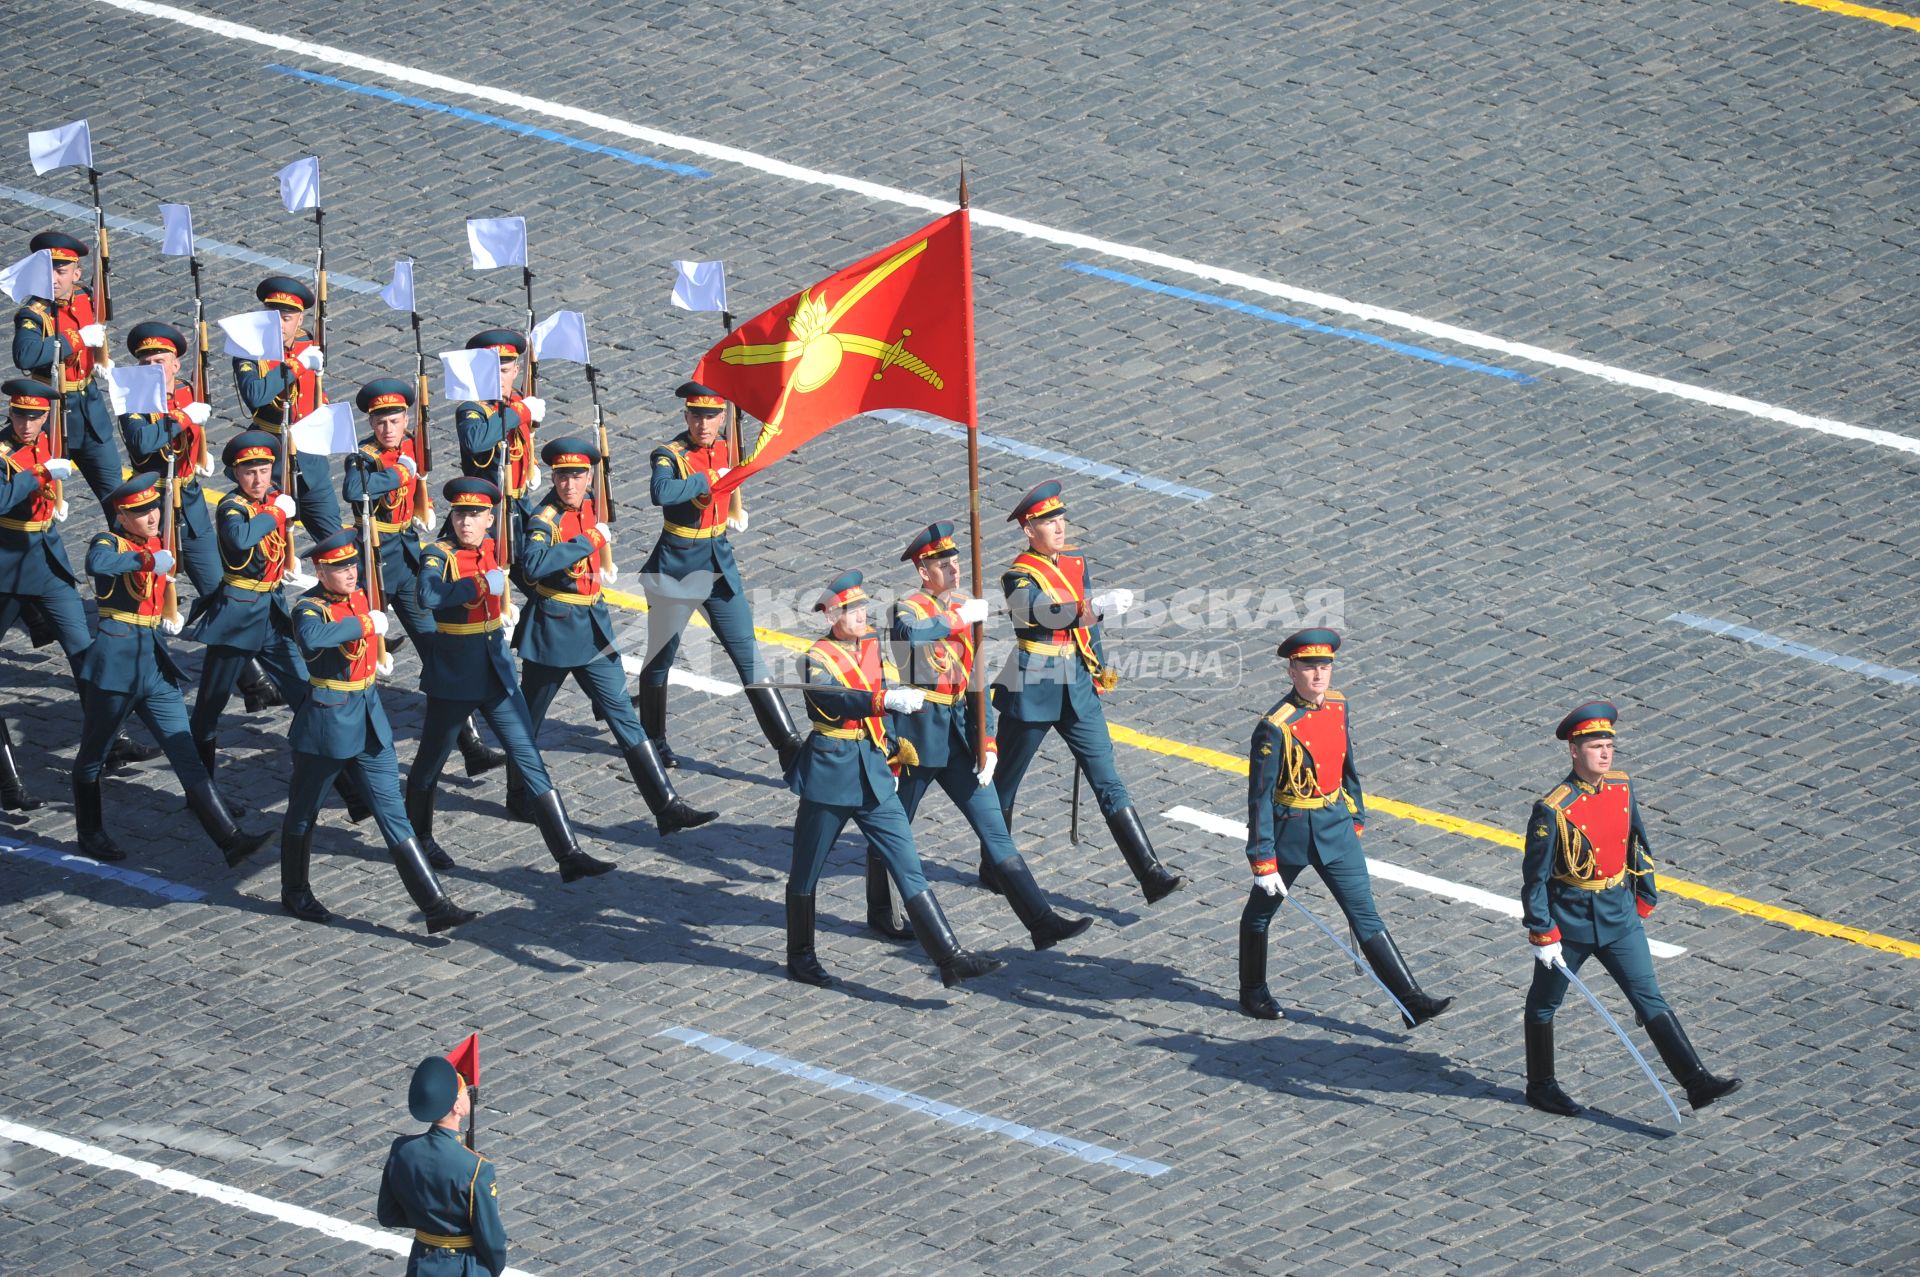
[1266,704,1297,728]
[1604,769,1629,781]
[1324,689,1346,702]
[1544,783,1571,805]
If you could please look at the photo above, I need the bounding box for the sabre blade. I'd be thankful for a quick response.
[1555,958,1684,1126]
[1285,893,1412,1026]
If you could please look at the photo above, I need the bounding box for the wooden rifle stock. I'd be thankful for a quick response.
[161,451,182,628]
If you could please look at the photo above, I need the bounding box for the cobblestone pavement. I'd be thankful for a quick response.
[1,2,1916,1273]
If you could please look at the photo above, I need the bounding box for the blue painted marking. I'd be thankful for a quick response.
[1065,262,1536,383]
[1664,612,1920,689]
[869,410,1214,503]
[268,66,712,179]
[0,184,380,294]
[659,1026,1172,1177]
[0,837,208,902]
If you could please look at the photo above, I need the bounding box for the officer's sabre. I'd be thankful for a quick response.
[1285,892,1412,1025]
[1069,763,1082,844]
[1554,958,1684,1125]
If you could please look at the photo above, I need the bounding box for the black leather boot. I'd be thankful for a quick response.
[785,889,834,987]
[1524,1019,1582,1115]
[502,762,539,824]
[634,683,678,769]
[528,788,615,881]
[279,827,331,923]
[1358,930,1452,1027]
[0,719,43,812]
[458,716,506,777]
[977,852,1005,896]
[1239,905,1282,1020]
[194,735,249,817]
[1645,1011,1741,1110]
[239,658,285,712]
[390,836,478,934]
[904,889,1004,988]
[106,729,161,770]
[20,597,58,648]
[72,776,124,861]
[184,778,273,868]
[623,741,718,835]
[1107,807,1184,903]
[992,853,1092,951]
[404,786,457,870]
[743,686,804,771]
[864,850,914,940]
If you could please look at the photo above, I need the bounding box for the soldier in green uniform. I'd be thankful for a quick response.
[406,476,612,881]
[869,521,1092,950]
[71,474,270,865]
[514,436,716,837]
[991,480,1183,902]
[1523,702,1741,1115]
[786,570,1003,990]
[10,232,119,503]
[345,378,504,776]
[634,381,802,769]
[281,530,476,934]
[378,1055,508,1277]
[1239,630,1450,1026]
[452,329,543,556]
[233,276,341,544]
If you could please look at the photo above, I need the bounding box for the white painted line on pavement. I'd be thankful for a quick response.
[1164,805,1688,959]
[88,0,1919,459]
[1666,611,1920,689]
[0,1116,547,1275]
[658,1027,1172,1177]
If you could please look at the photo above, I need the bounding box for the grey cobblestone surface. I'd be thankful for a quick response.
[2,1,1917,1274]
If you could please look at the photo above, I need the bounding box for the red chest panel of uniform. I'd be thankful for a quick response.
[282,340,324,411]
[903,591,974,696]
[1565,781,1631,878]
[324,593,378,681]
[684,436,733,528]
[501,396,534,494]
[7,433,60,523]
[814,637,887,745]
[1013,551,1088,643]
[449,541,502,626]
[53,294,98,383]
[1289,700,1348,797]
[103,535,167,619]
[363,445,417,526]
[555,499,602,595]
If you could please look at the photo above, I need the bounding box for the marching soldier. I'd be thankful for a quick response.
[1523,702,1741,1115]
[345,378,505,778]
[72,474,271,865]
[377,1055,508,1277]
[405,476,612,882]
[233,275,341,543]
[514,436,717,837]
[0,377,156,772]
[991,480,1183,902]
[1239,630,1451,1026]
[870,521,1092,950]
[10,231,120,503]
[281,530,476,933]
[786,570,1003,990]
[634,381,803,770]
[453,328,543,549]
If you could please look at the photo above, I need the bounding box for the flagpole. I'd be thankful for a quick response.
[311,203,328,402]
[722,309,746,522]
[522,264,538,395]
[87,165,111,322]
[959,166,986,773]
[408,271,433,523]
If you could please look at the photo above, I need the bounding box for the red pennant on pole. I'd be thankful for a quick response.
[445,1033,480,1087]
[691,209,975,499]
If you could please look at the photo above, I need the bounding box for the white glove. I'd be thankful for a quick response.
[726,510,749,534]
[273,494,298,518]
[526,464,543,492]
[484,568,506,597]
[1254,871,1286,897]
[78,323,106,347]
[1090,588,1134,619]
[296,348,325,372]
[369,609,391,637]
[53,499,69,522]
[882,688,927,714]
[197,455,217,478]
[713,466,731,480]
[601,562,618,585]
[44,458,76,480]
[975,752,997,788]
[892,773,900,792]
[955,597,989,626]
[1533,941,1564,969]
[521,395,546,423]
[160,615,183,636]
[182,401,211,426]
[593,521,613,545]
[149,549,175,576]
[396,453,418,476]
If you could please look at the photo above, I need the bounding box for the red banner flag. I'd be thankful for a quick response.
[692,210,975,498]
[445,1033,480,1087]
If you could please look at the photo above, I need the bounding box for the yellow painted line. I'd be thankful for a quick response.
[1781,0,1920,32]
[605,578,1920,959]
